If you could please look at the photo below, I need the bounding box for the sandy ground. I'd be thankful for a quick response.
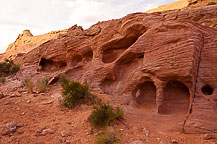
[0,83,216,144]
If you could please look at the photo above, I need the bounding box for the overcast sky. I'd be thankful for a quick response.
[0,0,176,53]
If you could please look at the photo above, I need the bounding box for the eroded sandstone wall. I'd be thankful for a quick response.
[13,5,217,133]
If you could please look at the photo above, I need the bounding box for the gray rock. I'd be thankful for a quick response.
[35,132,41,137]
[51,92,62,99]
[143,128,150,136]
[1,121,17,135]
[88,128,94,135]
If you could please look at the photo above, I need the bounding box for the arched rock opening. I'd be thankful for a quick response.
[158,80,190,115]
[39,58,67,72]
[135,81,157,111]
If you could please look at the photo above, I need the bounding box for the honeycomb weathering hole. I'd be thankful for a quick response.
[201,85,213,95]
[102,29,145,64]
[159,80,190,115]
[135,81,157,110]
[39,58,67,72]
[103,49,125,63]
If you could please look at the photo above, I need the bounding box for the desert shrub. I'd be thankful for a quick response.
[60,75,94,108]
[24,79,34,93]
[95,132,119,144]
[207,2,216,5]
[88,103,124,129]
[36,78,48,93]
[0,59,20,77]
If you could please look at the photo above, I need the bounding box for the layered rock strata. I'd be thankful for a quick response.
[5,5,217,133]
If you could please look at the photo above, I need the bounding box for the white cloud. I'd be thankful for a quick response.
[0,0,176,53]
[66,0,103,28]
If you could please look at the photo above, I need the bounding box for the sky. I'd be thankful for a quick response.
[0,0,176,53]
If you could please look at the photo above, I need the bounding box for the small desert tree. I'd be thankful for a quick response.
[60,75,94,108]
[0,59,20,81]
[88,103,124,129]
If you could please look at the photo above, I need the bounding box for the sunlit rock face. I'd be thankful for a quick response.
[0,29,67,62]
[146,0,217,13]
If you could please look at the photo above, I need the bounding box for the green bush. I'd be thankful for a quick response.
[0,59,20,77]
[88,103,124,129]
[60,75,94,108]
[24,79,34,93]
[207,2,216,5]
[95,132,119,144]
[36,78,48,93]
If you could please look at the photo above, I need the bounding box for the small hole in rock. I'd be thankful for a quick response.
[201,85,213,95]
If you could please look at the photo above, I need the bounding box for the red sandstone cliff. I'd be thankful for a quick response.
[6,4,215,134]
[0,1,217,143]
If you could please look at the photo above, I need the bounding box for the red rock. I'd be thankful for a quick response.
[40,130,48,136]
[1,2,217,135]
[202,133,214,140]
[61,130,72,137]
[0,93,4,99]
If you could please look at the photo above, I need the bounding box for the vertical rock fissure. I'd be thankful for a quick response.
[183,34,204,131]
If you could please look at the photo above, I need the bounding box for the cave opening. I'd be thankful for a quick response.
[135,81,157,111]
[158,80,190,115]
[39,58,67,72]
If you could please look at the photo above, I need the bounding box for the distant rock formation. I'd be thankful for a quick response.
[188,0,217,7]
[146,0,189,13]
[1,29,67,62]
[146,0,217,13]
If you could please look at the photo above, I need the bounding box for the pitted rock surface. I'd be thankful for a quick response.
[1,4,217,134]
